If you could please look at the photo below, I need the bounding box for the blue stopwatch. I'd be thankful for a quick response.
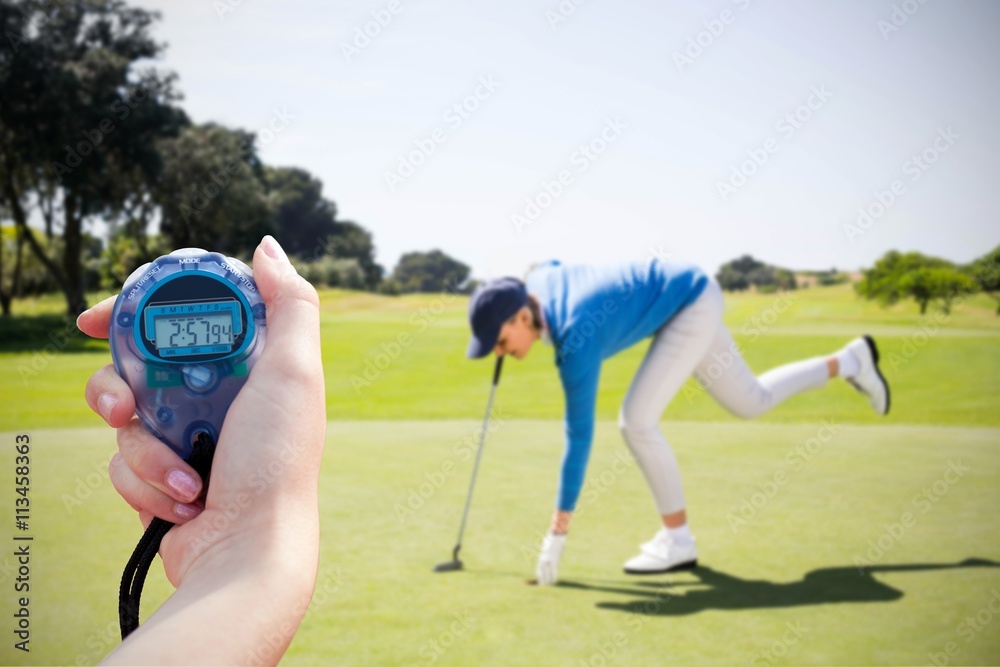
[109,249,267,459]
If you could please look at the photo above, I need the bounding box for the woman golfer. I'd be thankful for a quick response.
[465,259,889,585]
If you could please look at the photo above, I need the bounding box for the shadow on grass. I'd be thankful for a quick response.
[559,558,999,616]
[0,314,108,353]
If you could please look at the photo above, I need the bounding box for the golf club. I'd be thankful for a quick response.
[434,354,504,572]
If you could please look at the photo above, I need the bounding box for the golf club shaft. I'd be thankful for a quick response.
[453,355,504,554]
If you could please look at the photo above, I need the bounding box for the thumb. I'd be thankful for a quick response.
[208,235,325,502]
[251,235,323,381]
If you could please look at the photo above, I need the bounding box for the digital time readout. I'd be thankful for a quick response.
[144,299,242,357]
[153,312,234,349]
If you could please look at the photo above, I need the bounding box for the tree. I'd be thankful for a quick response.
[773,268,797,291]
[100,227,167,288]
[292,255,365,289]
[856,250,970,314]
[817,268,847,287]
[746,265,776,288]
[264,166,383,290]
[156,123,273,256]
[716,264,748,291]
[329,221,383,290]
[966,245,1000,315]
[391,250,469,293]
[729,255,766,275]
[898,267,977,315]
[1,0,187,314]
[1,224,56,305]
[266,166,337,258]
[716,255,796,292]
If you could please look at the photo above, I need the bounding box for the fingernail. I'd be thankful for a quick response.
[262,235,287,262]
[174,502,202,521]
[166,469,200,500]
[97,393,118,421]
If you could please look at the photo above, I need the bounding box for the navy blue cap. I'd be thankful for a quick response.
[466,277,528,359]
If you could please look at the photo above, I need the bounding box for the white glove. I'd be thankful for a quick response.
[536,533,566,586]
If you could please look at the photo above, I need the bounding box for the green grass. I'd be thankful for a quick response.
[2,284,1000,430]
[1,284,999,665]
[4,421,999,665]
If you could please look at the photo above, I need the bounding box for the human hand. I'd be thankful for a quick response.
[536,532,566,586]
[78,235,325,601]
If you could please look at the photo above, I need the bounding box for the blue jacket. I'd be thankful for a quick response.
[525,259,709,511]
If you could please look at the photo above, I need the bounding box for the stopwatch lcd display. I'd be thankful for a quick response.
[134,272,252,364]
[147,300,241,357]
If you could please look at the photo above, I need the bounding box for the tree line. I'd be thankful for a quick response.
[855,246,1000,316]
[0,0,469,316]
[715,247,1000,315]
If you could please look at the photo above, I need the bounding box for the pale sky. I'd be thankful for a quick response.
[128,0,999,278]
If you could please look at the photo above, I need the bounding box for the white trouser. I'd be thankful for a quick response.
[619,280,829,515]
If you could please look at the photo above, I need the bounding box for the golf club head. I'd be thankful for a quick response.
[433,559,463,573]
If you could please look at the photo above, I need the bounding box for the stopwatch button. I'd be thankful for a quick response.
[116,312,132,328]
[182,365,217,393]
[169,248,208,258]
[156,407,173,425]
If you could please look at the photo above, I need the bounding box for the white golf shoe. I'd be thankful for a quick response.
[623,528,698,575]
[844,336,890,415]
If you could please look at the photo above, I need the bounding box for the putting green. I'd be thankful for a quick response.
[5,420,999,665]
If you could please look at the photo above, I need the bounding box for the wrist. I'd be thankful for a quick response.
[176,506,318,597]
[550,509,572,534]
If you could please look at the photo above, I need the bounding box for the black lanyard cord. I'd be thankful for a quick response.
[119,431,217,640]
